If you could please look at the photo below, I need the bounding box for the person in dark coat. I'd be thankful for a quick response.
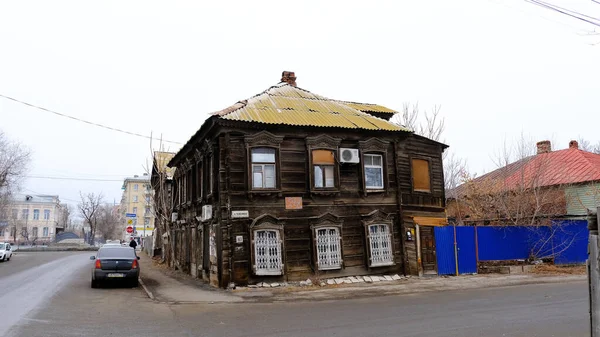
[129,238,138,250]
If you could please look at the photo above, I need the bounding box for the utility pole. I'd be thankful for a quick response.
[588,207,600,337]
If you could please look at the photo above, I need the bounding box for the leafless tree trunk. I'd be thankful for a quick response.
[0,130,30,214]
[96,204,120,241]
[78,192,103,245]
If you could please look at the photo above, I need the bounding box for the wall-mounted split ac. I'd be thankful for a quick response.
[171,212,178,222]
[339,148,360,163]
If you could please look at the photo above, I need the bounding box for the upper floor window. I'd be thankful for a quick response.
[11,209,18,220]
[144,218,150,226]
[145,207,150,215]
[145,196,150,204]
[133,207,138,214]
[312,150,335,188]
[44,209,50,220]
[364,154,384,189]
[251,148,276,189]
[33,209,40,220]
[412,159,431,193]
[21,209,29,220]
[133,195,139,202]
[134,184,139,191]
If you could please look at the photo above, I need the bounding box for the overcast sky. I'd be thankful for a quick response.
[1,0,599,207]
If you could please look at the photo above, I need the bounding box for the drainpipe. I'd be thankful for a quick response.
[415,224,422,277]
[453,222,459,276]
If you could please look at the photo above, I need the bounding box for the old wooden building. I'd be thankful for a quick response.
[167,71,447,288]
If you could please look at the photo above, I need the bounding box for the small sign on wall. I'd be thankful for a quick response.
[285,197,303,210]
[231,210,249,218]
[236,235,243,244]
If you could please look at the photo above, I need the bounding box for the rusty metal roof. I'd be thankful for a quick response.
[213,83,409,132]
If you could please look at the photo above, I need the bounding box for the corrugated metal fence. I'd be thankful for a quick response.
[435,220,588,275]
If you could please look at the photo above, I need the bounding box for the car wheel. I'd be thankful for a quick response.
[91,279,99,288]
[6,256,9,261]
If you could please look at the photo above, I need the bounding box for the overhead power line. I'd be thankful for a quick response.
[524,0,600,27]
[0,94,183,145]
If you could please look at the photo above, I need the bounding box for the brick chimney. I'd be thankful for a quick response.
[536,140,551,154]
[281,71,297,86]
[569,140,579,150]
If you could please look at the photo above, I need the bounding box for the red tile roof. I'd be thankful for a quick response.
[458,148,600,193]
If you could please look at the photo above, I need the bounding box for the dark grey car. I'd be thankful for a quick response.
[90,246,140,288]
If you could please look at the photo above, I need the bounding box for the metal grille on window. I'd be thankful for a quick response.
[368,224,393,266]
[254,230,282,275]
[316,228,342,270]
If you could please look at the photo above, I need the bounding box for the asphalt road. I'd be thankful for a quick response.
[2,252,591,337]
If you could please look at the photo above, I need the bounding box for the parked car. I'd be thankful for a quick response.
[0,242,13,261]
[90,246,140,288]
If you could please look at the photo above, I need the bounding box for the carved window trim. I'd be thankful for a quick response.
[310,213,344,271]
[362,211,395,267]
[306,135,342,194]
[359,138,390,194]
[245,131,284,194]
[250,215,286,276]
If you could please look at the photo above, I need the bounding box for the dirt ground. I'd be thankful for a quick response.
[530,264,586,275]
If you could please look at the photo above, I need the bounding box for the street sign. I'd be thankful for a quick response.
[126,226,133,234]
[125,213,137,218]
[127,219,133,225]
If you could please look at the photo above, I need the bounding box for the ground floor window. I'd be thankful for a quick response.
[315,227,342,270]
[43,227,49,237]
[254,229,282,275]
[368,224,394,266]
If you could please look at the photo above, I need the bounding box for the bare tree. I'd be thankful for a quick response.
[391,103,468,192]
[0,130,30,211]
[78,192,103,245]
[96,204,120,241]
[577,137,600,154]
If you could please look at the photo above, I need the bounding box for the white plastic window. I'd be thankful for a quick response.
[254,229,282,275]
[368,224,394,266]
[315,227,342,270]
[251,148,276,189]
[364,154,384,189]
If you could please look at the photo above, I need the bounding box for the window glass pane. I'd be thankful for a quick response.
[366,167,383,188]
[364,155,373,166]
[324,166,335,187]
[312,150,334,165]
[372,155,382,166]
[412,159,431,192]
[253,171,263,189]
[251,148,275,163]
[264,164,275,188]
[314,166,323,188]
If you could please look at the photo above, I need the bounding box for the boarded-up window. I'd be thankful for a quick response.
[253,229,282,275]
[313,150,335,188]
[412,159,431,192]
[315,227,342,270]
[367,224,394,267]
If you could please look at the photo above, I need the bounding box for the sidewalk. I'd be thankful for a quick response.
[138,253,586,303]
[137,253,243,303]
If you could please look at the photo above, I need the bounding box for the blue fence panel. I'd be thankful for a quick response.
[552,220,589,264]
[456,227,477,274]
[434,226,456,275]
[477,226,531,261]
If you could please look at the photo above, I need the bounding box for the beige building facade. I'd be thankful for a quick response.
[1,194,64,244]
[120,174,155,239]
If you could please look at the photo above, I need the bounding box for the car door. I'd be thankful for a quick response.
[6,244,11,258]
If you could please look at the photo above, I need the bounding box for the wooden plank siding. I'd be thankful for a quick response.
[170,126,446,287]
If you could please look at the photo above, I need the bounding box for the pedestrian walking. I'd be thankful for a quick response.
[129,237,138,250]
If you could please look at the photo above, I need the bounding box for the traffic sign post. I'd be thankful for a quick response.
[126,226,133,234]
[125,213,137,218]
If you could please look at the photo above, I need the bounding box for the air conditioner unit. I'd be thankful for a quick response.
[202,205,212,221]
[339,148,360,163]
[171,212,178,222]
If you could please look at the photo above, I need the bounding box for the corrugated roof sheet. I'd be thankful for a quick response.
[452,148,600,196]
[214,83,409,132]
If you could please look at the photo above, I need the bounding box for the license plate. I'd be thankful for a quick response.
[107,273,124,278]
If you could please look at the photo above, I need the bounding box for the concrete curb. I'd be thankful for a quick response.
[138,277,155,301]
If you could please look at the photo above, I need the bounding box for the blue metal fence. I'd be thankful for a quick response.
[433,220,588,276]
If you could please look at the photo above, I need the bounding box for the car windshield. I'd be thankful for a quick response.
[0,243,5,250]
[97,248,135,259]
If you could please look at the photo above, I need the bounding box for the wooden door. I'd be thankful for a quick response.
[420,226,436,274]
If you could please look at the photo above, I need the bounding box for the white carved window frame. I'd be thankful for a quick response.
[363,219,395,267]
[250,218,285,276]
[312,223,343,270]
